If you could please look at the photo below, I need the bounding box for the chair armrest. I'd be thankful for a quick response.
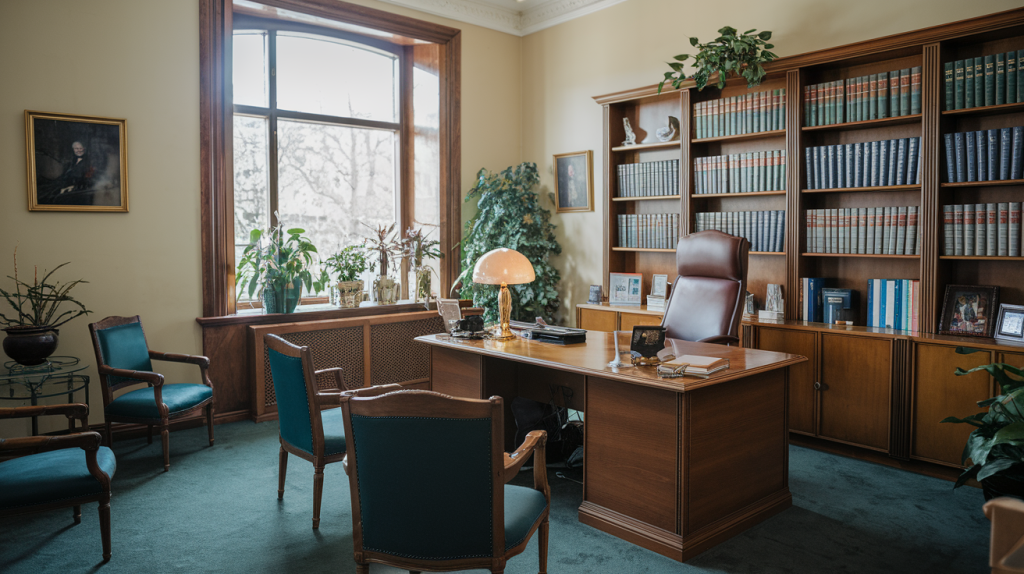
[0,431,102,458]
[340,383,404,399]
[0,403,88,421]
[98,365,163,386]
[315,367,345,391]
[149,350,210,368]
[315,390,342,406]
[696,334,739,346]
[504,430,546,480]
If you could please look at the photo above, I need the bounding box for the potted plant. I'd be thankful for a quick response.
[658,27,778,93]
[0,249,92,366]
[324,245,373,309]
[943,349,1024,499]
[403,227,443,304]
[236,223,329,314]
[363,222,403,305]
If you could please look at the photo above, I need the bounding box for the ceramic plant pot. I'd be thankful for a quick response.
[337,280,364,309]
[2,326,59,366]
[373,276,400,305]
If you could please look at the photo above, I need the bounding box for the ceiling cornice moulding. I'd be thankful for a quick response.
[374,0,629,36]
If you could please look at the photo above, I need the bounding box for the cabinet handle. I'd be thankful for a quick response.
[813,382,822,390]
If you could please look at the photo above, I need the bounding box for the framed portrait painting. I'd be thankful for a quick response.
[553,150,593,213]
[938,284,999,338]
[25,110,128,212]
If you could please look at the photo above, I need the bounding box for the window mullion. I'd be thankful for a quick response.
[268,30,279,228]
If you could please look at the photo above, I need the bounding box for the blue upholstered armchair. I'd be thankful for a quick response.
[0,404,115,561]
[339,389,550,574]
[88,316,215,472]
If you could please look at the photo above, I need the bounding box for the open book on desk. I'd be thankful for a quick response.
[656,349,729,378]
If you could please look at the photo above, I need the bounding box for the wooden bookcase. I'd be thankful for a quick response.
[592,7,1024,474]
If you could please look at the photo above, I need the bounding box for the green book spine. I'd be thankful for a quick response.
[828,82,837,125]
[861,76,870,120]
[900,69,911,116]
[1008,51,1018,104]
[1019,50,1024,103]
[846,79,854,122]
[869,74,878,120]
[834,83,843,124]
[805,86,813,127]
[810,85,818,127]
[889,73,900,118]
[911,66,921,115]
[997,53,1006,105]
[944,62,954,111]
[878,71,888,119]
[965,58,975,108]
[818,84,826,126]
[954,61,965,110]
[975,58,984,107]
[985,54,995,106]
[730,96,737,136]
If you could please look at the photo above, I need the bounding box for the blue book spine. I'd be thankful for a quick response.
[1001,127,1012,180]
[819,146,829,189]
[894,280,903,331]
[908,137,920,185]
[944,133,955,183]
[879,140,889,187]
[887,139,898,186]
[845,144,854,189]
[966,131,977,182]
[813,146,822,189]
[870,141,880,187]
[864,142,873,187]
[976,130,987,182]
[867,279,874,327]
[827,146,836,189]
[855,143,864,187]
[954,132,965,183]
[1013,126,1023,180]
[896,138,908,186]
[836,145,846,189]
[806,147,815,190]
[989,129,1001,181]
[1010,51,1019,104]
[880,280,888,329]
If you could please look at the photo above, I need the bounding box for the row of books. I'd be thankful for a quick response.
[803,68,921,127]
[693,89,787,139]
[693,150,787,194]
[805,137,922,190]
[615,160,680,198]
[943,203,1022,257]
[694,210,785,253]
[943,127,1024,183]
[798,279,856,324]
[805,207,920,255]
[946,51,1023,111]
[616,213,679,249]
[866,279,921,331]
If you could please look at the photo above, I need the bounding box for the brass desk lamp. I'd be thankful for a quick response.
[471,248,536,340]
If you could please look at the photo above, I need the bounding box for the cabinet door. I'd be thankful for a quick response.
[819,334,891,451]
[579,309,617,332]
[756,327,816,435]
[620,312,663,332]
[912,344,992,466]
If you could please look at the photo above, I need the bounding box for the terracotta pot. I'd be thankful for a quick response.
[2,326,59,366]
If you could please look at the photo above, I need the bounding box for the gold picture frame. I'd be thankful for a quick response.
[25,110,128,212]
[553,150,593,213]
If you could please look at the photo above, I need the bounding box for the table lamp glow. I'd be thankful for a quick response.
[471,248,535,340]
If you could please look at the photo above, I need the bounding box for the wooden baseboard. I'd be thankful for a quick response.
[578,502,683,561]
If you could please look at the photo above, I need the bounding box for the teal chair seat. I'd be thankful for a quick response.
[0,447,117,510]
[319,408,346,457]
[504,485,548,550]
[106,383,213,420]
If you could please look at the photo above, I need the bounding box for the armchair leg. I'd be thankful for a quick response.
[278,447,287,500]
[356,564,369,574]
[105,422,113,447]
[73,505,81,524]
[99,496,111,562]
[161,423,170,472]
[312,464,325,529]
[206,403,215,446]
[147,425,153,445]
[539,517,549,574]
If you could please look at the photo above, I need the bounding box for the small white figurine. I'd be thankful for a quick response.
[622,118,637,146]
[656,116,679,142]
[766,284,784,313]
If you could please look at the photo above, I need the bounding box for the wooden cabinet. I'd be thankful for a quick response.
[576,304,663,331]
[818,334,892,452]
[756,326,816,435]
[578,307,618,331]
[620,312,663,331]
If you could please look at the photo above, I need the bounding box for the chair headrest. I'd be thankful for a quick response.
[676,230,747,281]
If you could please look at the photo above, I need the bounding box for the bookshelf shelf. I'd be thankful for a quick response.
[691,191,787,198]
[802,184,920,194]
[691,129,786,144]
[938,256,1024,261]
[611,141,682,152]
[801,114,922,132]
[611,247,675,253]
[751,251,786,255]
[612,195,681,202]
[940,179,1024,188]
[801,253,921,259]
[940,101,1024,117]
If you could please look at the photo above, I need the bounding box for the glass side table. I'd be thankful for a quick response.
[1,356,90,435]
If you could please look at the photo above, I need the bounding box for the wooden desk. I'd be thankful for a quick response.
[416,331,806,561]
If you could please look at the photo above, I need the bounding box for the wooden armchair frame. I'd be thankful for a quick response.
[0,404,113,561]
[88,316,215,472]
[339,389,550,574]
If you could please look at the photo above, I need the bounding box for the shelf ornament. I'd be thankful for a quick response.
[658,27,778,93]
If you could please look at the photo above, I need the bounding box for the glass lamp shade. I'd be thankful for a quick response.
[471,248,536,286]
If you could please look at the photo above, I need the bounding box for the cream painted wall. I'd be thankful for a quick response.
[521,0,1022,325]
[0,0,521,435]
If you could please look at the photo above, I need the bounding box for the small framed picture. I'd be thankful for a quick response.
[609,272,643,306]
[553,150,593,213]
[995,303,1024,342]
[650,274,669,298]
[938,284,999,338]
[25,110,129,212]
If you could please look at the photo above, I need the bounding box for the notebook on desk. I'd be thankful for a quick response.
[656,351,730,377]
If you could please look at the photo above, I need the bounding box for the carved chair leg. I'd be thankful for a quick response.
[539,517,549,574]
[206,404,215,446]
[312,465,325,529]
[356,564,369,574]
[278,447,287,499]
[99,496,111,562]
[147,424,153,445]
[73,505,81,524]
[161,423,170,472]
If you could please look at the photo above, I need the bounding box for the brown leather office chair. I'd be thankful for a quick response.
[660,230,749,345]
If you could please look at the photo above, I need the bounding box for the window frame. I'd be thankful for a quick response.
[200,0,461,318]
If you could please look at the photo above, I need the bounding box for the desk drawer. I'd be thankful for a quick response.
[620,312,663,332]
[579,309,617,332]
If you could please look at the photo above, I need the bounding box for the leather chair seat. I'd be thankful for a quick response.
[106,383,213,420]
[0,447,117,510]
[504,485,548,550]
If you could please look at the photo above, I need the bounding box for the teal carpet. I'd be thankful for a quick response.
[0,420,990,573]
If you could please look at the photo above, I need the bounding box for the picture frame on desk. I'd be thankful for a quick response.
[938,284,999,338]
[553,150,593,213]
[995,303,1024,342]
[650,274,669,298]
[609,272,643,305]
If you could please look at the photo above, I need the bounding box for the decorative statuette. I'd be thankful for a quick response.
[758,284,785,321]
[622,118,637,146]
[656,116,679,142]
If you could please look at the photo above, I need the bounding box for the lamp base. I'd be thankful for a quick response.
[488,327,516,341]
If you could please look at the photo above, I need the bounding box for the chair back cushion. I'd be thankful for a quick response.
[662,230,748,341]
[0,447,116,510]
[350,413,494,560]
[95,321,154,387]
[267,348,315,454]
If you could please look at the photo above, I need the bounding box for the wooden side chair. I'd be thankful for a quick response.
[339,389,550,574]
[0,404,115,561]
[88,316,215,472]
[265,333,401,529]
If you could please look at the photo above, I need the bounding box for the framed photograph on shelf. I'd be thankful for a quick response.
[553,150,593,213]
[25,110,128,212]
[609,272,643,306]
[995,303,1024,342]
[938,285,999,338]
[650,274,669,298]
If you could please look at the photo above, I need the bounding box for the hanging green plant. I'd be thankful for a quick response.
[658,27,778,93]
[457,162,562,324]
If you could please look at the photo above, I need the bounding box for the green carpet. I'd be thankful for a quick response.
[0,420,991,573]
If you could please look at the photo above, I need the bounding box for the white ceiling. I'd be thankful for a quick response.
[375,0,630,36]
